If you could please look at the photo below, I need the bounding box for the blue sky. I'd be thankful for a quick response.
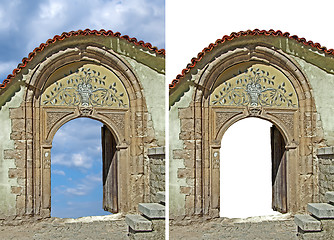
[51,118,105,218]
[0,0,164,218]
[0,0,165,81]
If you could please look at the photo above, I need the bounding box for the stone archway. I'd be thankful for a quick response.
[49,115,121,216]
[172,44,316,218]
[203,49,315,217]
[50,117,114,217]
[12,45,149,218]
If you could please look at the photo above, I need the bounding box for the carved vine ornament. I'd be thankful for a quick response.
[211,68,297,108]
[42,67,128,108]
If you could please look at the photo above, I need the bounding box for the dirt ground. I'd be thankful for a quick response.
[0,214,299,240]
[169,214,299,240]
[0,214,128,240]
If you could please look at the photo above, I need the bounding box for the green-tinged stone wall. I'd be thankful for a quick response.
[0,86,25,218]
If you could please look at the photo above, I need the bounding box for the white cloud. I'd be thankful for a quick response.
[39,1,65,19]
[65,184,87,196]
[54,173,102,197]
[0,0,21,31]
[86,172,102,182]
[52,169,66,176]
[52,152,93,169]
[71,153,93,169]
[23,0,164,53]
[0,61,18,79]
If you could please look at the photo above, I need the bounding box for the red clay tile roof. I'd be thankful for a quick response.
[0,29,165,89]
[169,29,334,89]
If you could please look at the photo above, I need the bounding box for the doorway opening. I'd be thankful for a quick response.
[220,117,287,218]
[51,117,118,218]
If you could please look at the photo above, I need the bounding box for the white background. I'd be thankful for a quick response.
[166,0,333,218]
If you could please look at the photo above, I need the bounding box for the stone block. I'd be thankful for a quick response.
[11,186,23,195]
[125,214,152,232]
[317,147,334,157]
[138,203,165,219]
[11,119,25,131]
[9,107,24,119]
[148,147,165,156]
[180,186,191,195]
[308,203,334,218]
[294,214,321,231]
[156,192,165,204]
[179,107,193,119]
[326,192,334,204]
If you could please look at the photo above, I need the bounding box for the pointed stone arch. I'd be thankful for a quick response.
[172,43,317,218]
[13,43,150,217]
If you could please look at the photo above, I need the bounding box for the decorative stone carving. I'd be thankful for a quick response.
[79,107,93,116]
[215,111,240,134]
[43,150,51,169]
[270,112,295,135]
[211,65,298,108]
[41,66,129,108]
[100,112,126,137]
[212,151,220,169]
[248,106,262,116]
[46,111,73,133]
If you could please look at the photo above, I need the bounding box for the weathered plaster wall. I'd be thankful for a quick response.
[291,56,334,201]
[292,56,334,145]
[0,86,25,218]
[124,56,165,146]
[169,86,194,218]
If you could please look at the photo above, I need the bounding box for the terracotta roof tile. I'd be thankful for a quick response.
[0,29,165,89]
[169,29,334,89]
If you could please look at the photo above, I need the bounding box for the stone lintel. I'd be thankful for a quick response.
[294,214,321,231]
[138,203,165,219]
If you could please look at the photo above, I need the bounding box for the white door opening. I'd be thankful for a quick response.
[220,117,281,218]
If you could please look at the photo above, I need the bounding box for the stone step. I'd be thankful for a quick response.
[308,203,334,219]
[325,192,334,204]
[125,214,152,232]
[138,203,165,219]
[157,191,165,205]
[294,214,321,232]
